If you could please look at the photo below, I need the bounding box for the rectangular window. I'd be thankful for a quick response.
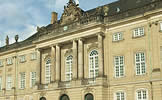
[0,60,3,67]
[113,32,123,41]
[7,58,13,65]
[133,27,144,37]
[136,89,148,100]
[45,64,51,84]
[114,56,124,77]
[30,72,36,87]
[135,52,146,75]
[0,77,2,91]
[20,55,26,63]
[19,72,25,89]
[160,22,162,31]
[31,53,37,60]
[6,75,12,90]
[115,91,125,100]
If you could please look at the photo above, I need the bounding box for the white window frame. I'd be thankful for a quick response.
[45,59,51,84]
[31,53,37,60]
[133,27,144,37]
[7,58,12,65]
[114,56,125,78]
[19,72,25,89]
[19,55,26,63]
[65,55,73,81]
[0,76,2,91]
[160,22,162,31]
[6,75,12,90]
[89,50,99,78]
[114,91,126,100]
[135,52,146,75]
[113,32,123,41]
[30,72,36,87]
[0,60,3,67]
[136,89,148,100]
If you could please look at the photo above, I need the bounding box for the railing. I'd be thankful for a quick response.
[58,81,71,88]
[81,78,96,85]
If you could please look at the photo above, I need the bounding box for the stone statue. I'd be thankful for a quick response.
[6,35,9,46]
[15,35,19,43]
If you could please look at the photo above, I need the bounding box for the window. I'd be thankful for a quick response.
[113,32,123,41]
[115,91,125,100]
[160,22,162,31]
[30,72,36,87]
[136,89,148,100]
[60,94,69,100]
[89,50,99,78]
[45,59,51,84]
[31,53,37,60]
[29,96,33,100]
[133,27,144,37]
[6,75,12,90]
[65,55,73,81]
[135,52,146,75]
[19,72,25,89]
[85,93,94,100]
[20,55,26,63]
[7,58,12,65]
[0,77,2,91]
[114,56,124,77]
[0,60,3,67]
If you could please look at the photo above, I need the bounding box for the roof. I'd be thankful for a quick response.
[0,0,162,53]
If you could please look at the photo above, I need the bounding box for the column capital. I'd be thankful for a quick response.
[78,37,85,42]
[97,32,105,37]
[35,48,42,51]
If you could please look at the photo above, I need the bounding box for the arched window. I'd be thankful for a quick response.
[85,93,94,100]
[65,55,73,81]
[40,97,46,100]
[45,59,51,84]
[60,94,70,100]
[89,50,99,78]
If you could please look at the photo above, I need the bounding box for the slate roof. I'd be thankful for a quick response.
[0,0,162,53]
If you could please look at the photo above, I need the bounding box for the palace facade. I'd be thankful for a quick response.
[0,0,162,100]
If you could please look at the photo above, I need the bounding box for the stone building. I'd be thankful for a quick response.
[0,0,162,100]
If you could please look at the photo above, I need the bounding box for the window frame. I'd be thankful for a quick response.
[7,58,13,65]
[160,22,162,31]
[89,50,99,78]
[6,75,12,90]
[114,91,126,100]
[19,72,26,89]
[31,52,37,60]
[133,27,145,38]
[113,32,123,42]
[45,59,51,84]
[19,55,26,63]
[136,89,148,100]
[0,60,3,67]
[30,72,36,88]
[114,56,125,78]
[65,55,73,81]
[0,76,2,91]
[135,52,146,75]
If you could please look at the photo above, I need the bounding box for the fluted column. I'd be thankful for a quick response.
[36,49,41,84]
[72,40,78,79]
[51,46,56,82]
[56,45,61,81]
[78,38,84,79]
[98,33,104,77]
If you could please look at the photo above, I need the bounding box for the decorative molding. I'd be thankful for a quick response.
[44,54,51,61]
[64,49,73,57]
[87,43,98,53]
[60,89,68,95]
[83,87,94,94]
[40,91,47,97]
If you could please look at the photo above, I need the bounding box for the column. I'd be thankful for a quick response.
[72,40,78,79]
[36,49,41,84]
[56,45,61,81]
[51,46,56,82]
[78,38,84,79]
[98,33,104,77]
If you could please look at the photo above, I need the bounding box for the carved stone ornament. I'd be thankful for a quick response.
[40,91,46,97]
[83,87,94,93]
[64,49,73,57]
[60,0,83,25]
[60,89,68,95]
[103,6,109,16]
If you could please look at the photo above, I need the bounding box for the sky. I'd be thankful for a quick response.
[0,0,117,47]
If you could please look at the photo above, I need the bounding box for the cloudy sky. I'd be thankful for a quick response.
[0,0,117,47]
